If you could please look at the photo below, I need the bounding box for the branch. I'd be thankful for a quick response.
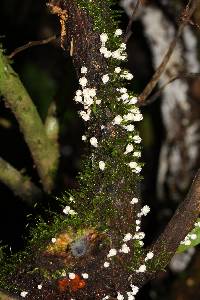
[140,72,200,106]
[0,49,59,193]
[138,0,199,105]
[0,157,41,204]
[123,0,141,43]
[8,35,57,59]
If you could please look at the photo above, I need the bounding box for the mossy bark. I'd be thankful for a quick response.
[0,50,59,193]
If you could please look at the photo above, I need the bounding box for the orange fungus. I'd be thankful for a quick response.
[58,274,86,293]
[58,278,70,292]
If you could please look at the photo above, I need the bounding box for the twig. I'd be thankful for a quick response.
[0,50,59,193]
[140,72,200,106]
[0,157,41,204]
[123,0,141,43]
[138,0,199,105]
[8,35,57,59]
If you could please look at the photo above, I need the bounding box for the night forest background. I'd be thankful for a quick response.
[0,0,200,299]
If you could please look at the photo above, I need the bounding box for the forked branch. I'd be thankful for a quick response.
[138,0,200,104]
[0,50,59,193]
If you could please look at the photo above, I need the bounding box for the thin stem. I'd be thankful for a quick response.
[140,72,200,106]
[8,35,57,59]
[123,0,141,43]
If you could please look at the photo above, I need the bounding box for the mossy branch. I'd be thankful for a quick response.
[0,49,59,193]
[0,157,42,204]
[51,0,140,242]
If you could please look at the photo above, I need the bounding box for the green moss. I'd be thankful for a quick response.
[77,0,120,46]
